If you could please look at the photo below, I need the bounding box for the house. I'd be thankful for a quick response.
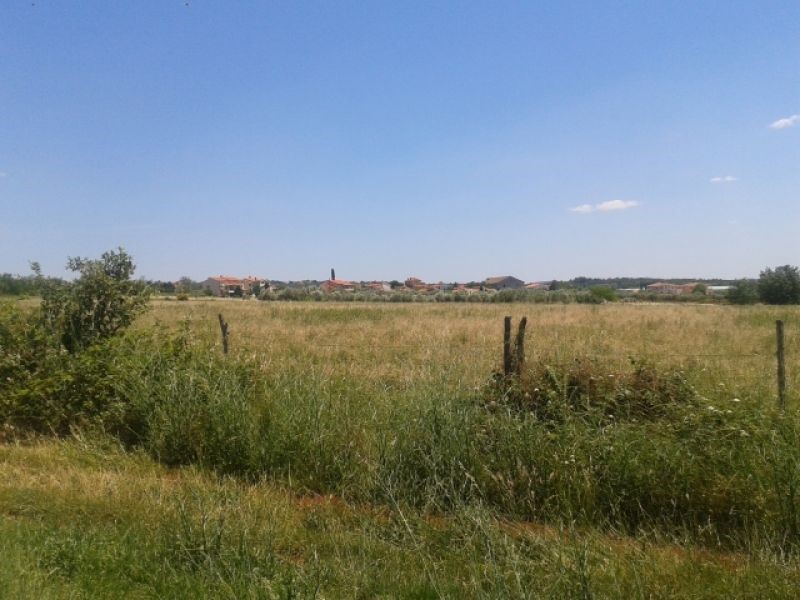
[319,268,357,293]
[646,282,700,295]
[484,276,525,290]
[365,281,392,292]
[202,275,267,297]
[320,278,356,292]
[524,282,548,290]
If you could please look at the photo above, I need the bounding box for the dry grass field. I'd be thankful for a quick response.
[144,299,799,402]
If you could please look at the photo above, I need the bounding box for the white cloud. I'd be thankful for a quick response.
[710,175,737,183]
[595,199,639,212]
[769,114,800,130]
[569,199,639,214]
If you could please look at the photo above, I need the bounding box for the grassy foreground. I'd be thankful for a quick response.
[2,300,800,597]
[2,438,799,599]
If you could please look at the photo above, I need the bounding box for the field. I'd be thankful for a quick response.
[3,299,800,598]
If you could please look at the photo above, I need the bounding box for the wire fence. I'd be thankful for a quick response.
[183,312,794,405]
[180,319,784,360]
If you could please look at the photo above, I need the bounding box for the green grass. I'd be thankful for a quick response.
[1,439,799,599]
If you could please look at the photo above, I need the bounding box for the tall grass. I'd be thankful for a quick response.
[54,309,796,554]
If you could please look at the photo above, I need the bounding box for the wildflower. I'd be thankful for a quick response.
[732,398,740,403]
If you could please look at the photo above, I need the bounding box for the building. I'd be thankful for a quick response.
[319,268,356,292]
[524,282,548,290]
[320,279,356,292]
[646,282,700,295]
[365,281,392,292]
[202,275,267,297]
[484,276,525,290]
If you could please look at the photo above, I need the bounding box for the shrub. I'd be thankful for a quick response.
[483,357,698,424]
[37,248,150,353]
[0,310,133,435]
[727,280,759,305]
[589,286,618,302]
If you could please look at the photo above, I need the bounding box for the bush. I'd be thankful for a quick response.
[37,248,150,353]
[727,280,759,305]
[589,286,617,302]
[483,357,697,424]
[0,249,151,434]
[0,310,134,435]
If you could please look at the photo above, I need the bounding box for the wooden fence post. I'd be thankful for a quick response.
[503,316,512,377]
[777,320,786,409]
[515,316,527,377]
[218,313,230,355]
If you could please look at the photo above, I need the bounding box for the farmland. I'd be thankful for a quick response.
[3,299,800,598]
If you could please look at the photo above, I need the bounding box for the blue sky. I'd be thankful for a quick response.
[1,1,798,282]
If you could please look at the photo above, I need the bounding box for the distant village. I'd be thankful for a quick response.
[195,270,731,299]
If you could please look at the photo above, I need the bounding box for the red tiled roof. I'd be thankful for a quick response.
[208,275,266,285]
[324,279,354,286]
[209,276,244,285]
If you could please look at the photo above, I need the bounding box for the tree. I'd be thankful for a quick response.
[727,280,759,305]
[39,248,150,352]
[176,277,195,294]
[692,283,707,295]
[758,265,800,305]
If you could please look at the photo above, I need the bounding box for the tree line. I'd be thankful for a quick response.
[727,265,800,305]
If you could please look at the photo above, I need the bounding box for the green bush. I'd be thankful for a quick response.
[589,286,618,302]
[1,249,150,434]
[38,248,150,353]
[728,280,759,305]
[0,313,134,435]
